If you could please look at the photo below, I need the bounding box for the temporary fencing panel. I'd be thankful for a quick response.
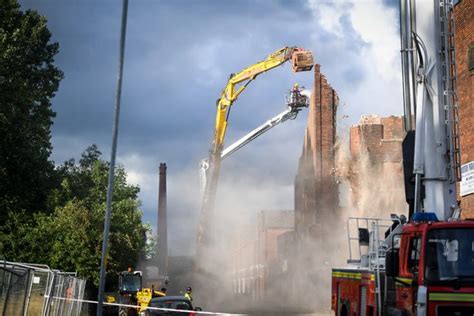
[0,261,86,316]
[0,265,30,316]
[47,273,86,316]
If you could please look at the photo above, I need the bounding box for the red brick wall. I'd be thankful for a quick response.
[359,123,384,162]
[349,122,403,164]
[290,65,339,309]
[294,64,339,234]
[348,116,406,215]
[230,229,258,297]
[260,228,290,269]
[349,116,403,163]
[454,0,474,219]
[230,212,294,301]
[350,127,361,157]
[381,116,405,140]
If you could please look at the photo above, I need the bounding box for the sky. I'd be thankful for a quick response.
[20,0,403,255]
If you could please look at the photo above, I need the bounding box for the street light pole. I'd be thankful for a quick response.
[97,0,129,314]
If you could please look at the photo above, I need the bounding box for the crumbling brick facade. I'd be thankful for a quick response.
[349,115,406,217]
[454,0,474,218]
[290,65,339,309]
[294,64,339,234]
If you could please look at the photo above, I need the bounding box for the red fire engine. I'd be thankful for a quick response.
[331,1,474,315]
[332,216,474,315]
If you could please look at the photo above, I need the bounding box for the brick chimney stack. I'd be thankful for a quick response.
[157,163,168,276]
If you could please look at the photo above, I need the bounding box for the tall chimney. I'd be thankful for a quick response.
[157,163,168,277]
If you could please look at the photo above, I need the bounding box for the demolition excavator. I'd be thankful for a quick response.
[196,47,313,263]
[109,268,166,315]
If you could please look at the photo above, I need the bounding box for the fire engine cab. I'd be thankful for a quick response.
[331,0,474,315]
[332,215,474,315]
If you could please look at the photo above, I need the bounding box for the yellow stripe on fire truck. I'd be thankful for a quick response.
[429,292,474,302]
[332,271,362,280]
[367,274,412,285]
[395,277,413,285]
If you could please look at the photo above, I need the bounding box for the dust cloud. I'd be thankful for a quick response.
[336,123,407,219]
[156,119,406,315]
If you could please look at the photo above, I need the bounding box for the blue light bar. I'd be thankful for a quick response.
[412,212,439,222]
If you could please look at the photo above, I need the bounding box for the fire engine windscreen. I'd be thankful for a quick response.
[425,229,474,283]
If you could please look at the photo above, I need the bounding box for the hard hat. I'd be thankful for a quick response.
[293,83,299,88]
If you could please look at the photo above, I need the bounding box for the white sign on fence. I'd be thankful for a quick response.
[461,161,474,197]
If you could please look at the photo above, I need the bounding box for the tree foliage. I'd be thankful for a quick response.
[2,146,148,286]
[0,2,149,287]
[0,0,63,222]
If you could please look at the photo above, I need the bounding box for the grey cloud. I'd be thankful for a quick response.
[19,0,402,254]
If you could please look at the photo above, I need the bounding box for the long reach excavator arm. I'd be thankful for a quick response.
[212,46,313,150]
[196,46,313,263]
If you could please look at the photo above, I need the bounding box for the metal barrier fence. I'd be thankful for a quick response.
[0,260,86,316]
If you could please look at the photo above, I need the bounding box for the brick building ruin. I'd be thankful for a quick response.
[294,64,339,237]
[229,210,294,303]
[348,115,406,218]
[290,64,340,309]
[226,1,474,309]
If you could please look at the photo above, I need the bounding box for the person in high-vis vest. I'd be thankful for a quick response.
[184,287,193,301]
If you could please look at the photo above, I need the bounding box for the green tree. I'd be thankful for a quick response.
[2,146,148,286]
[0,0,63,223]
[144,227,157,260]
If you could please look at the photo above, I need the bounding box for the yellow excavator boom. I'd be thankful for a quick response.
[213,46,313,150]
